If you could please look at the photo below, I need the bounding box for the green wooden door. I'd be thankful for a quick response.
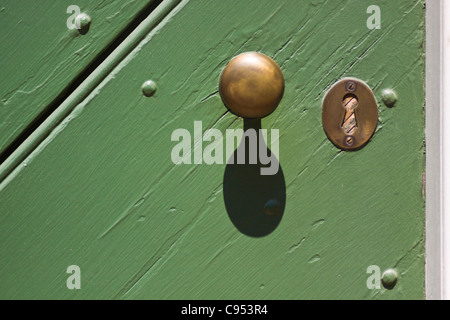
[0,0,425,300]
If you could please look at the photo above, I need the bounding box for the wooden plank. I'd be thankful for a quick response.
[0,0,425,299]
[0,0,183,185]
[0,0,162,156]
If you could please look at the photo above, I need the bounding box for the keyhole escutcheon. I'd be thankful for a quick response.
[322,78,378,151]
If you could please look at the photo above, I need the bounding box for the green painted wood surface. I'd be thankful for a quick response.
[0,0,159,156]
[0,0,425,299]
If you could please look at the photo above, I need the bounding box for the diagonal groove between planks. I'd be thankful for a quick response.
[0,0,184,184]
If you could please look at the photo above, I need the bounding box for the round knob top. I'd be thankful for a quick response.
[219,52,285,119]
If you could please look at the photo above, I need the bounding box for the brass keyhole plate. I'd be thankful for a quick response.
[322,78,378,150]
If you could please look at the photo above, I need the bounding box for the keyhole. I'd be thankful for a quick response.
[341,94,359,135]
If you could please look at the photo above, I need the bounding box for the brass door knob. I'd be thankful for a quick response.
[219,52,285,119]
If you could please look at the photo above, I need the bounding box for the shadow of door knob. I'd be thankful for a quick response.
[219,52,287,238]
[219,52,285,119]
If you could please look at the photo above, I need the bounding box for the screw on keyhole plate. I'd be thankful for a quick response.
[346,80,357,92]
[322,78,378,151]
[345,136,354,147]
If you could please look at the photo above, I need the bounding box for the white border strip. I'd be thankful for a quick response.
[426,0,443,300]
[442,0,450,301]
[426,0,450,300]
